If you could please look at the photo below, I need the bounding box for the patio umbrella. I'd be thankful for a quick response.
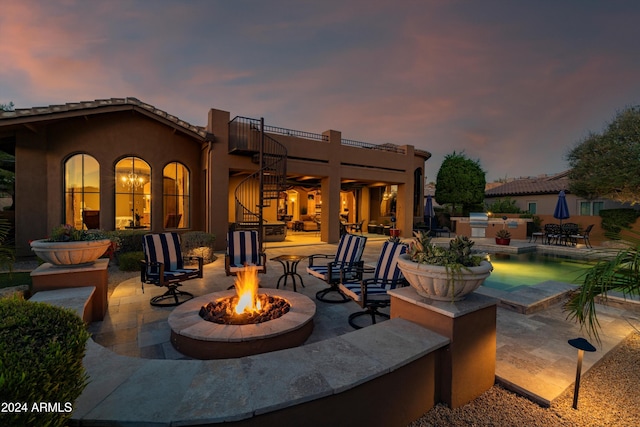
[553,190,570,224]
[424,195,435,230]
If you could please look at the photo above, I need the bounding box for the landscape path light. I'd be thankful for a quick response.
[568,337,596,410]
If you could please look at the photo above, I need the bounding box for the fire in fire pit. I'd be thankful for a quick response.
[199,265,290,325]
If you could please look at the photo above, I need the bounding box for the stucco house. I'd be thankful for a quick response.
[484,171,620,217]
[484,171,640,243]
[0,98,430,256]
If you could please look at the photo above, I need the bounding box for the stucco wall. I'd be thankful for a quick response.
[15,111,204,256]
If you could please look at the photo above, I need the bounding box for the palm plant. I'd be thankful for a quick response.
[564,230,640,343]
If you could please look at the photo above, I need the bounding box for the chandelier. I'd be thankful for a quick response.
[121,171,145,189]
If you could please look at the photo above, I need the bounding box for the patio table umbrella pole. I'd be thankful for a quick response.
[553,190,570,225]
[424,195,434,233]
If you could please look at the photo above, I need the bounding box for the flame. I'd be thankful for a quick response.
[233,265,262,314]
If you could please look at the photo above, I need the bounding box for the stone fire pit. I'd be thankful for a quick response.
[167,289,315,359]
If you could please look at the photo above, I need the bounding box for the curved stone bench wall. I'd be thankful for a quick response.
[34,287,450,426]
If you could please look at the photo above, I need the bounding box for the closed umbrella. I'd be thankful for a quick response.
[424,195,435,230]
[553,190,570,224]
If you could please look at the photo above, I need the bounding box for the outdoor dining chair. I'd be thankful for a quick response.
[348,220,364,234]
[339,240,407,329]
[141,232,203,306]
[307,233,367,303]
[225,230,267,276]
[544,224,563,245]
[570,224,594,248]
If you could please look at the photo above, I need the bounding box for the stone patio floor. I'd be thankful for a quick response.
[88,236,640,407]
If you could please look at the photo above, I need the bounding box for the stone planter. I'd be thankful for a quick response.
[495,238,511,246]
[30,239,111,267]
[397,254,492,301]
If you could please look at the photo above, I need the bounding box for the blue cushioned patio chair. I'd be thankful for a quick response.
[339,240,407,329]
[141,232,203,307]
[225,230,267,276]
[307,233,367,303]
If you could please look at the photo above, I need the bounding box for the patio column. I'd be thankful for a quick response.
[207,108,231,251]
[397,145,416,238]
[321,129,342,244]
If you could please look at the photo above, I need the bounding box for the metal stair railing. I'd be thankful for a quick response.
[230,117,287,248]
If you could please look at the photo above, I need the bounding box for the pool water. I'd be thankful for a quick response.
[482,252,594,292]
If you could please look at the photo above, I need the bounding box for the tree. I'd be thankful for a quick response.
[435,151,486,215]
[567,106,640,205]
[0,102,14,111]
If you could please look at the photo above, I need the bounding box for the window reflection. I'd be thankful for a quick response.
[115,157,151,229]
[65,154,100,229]
[380,185,397,216]
[163,162,189,228]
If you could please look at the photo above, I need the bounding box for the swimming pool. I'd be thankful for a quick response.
[482,252,594,292]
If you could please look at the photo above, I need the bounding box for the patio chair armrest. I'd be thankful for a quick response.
[308,253,334,267]
[260,252,267,274]
[359,277,408,303]
[184,256,204,277]
[140,260,165,284]
[330,260,365,281]
[340,265,375,283]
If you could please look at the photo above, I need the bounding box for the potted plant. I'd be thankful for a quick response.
[397,231,492,301]
[495,229,511,245]
[30,224,113,267]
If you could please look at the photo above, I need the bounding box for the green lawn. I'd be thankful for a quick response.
[0,271,32,289]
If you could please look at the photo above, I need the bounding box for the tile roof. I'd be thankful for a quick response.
[0,97,212,141]
[485,171,570,197]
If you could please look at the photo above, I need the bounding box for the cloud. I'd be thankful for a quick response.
[1,0,639,182]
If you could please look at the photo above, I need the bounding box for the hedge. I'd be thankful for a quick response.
[0,297,90,427]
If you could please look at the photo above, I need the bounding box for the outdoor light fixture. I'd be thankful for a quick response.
[120,171,144,190]
[568,337,596,410]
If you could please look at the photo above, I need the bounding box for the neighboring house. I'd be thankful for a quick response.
[484,171,619,217]
[484,171,640,243]
[0,98,429,256]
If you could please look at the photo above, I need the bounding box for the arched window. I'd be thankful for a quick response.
[115,157,151,229]
[64,154,100,229]
[163,162,189,228]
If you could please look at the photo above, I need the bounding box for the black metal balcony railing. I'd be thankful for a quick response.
[229,116,407,155]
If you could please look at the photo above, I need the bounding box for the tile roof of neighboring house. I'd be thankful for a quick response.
[485,171,570,197]
[0,97,213,141]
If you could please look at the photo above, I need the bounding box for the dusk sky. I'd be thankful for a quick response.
[2,0,639,182]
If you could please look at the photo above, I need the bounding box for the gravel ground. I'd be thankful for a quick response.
[409,332,640,427]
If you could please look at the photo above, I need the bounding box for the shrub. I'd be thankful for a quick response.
[599,209,640,240]
[181,231,216,264]
[105,230,146,253]
[485,197,522,214]
[0,297,90,427]
[118,251,145,271]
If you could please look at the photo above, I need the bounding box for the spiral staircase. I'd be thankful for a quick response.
[228,116,287,248]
